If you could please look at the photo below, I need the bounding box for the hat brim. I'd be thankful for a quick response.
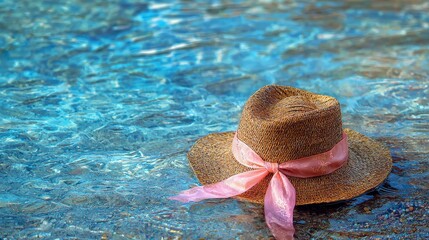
[187,128,392,205]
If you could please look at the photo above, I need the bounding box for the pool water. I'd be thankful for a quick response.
[1,0,428,239]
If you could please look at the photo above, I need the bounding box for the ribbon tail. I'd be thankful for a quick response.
[264,172,296,240]
[170,169,269,203]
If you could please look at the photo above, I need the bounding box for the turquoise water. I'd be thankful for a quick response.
[1,0,428,239]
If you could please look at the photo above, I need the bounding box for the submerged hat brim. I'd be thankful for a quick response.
[187,128,392,205]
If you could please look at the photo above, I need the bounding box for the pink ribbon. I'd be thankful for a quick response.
[170,133,349,240]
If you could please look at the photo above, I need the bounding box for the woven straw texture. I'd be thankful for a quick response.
[187,85,392,205]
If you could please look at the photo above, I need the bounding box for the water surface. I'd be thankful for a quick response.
[0,0,428,239]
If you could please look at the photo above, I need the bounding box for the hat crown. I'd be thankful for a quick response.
[237,85,343,163]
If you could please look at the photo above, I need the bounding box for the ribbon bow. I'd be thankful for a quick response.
[171,133,348,240]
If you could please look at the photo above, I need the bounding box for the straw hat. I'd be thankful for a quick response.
[188,85,392,205]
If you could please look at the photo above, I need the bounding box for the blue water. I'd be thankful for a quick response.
[1,0,428,239]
